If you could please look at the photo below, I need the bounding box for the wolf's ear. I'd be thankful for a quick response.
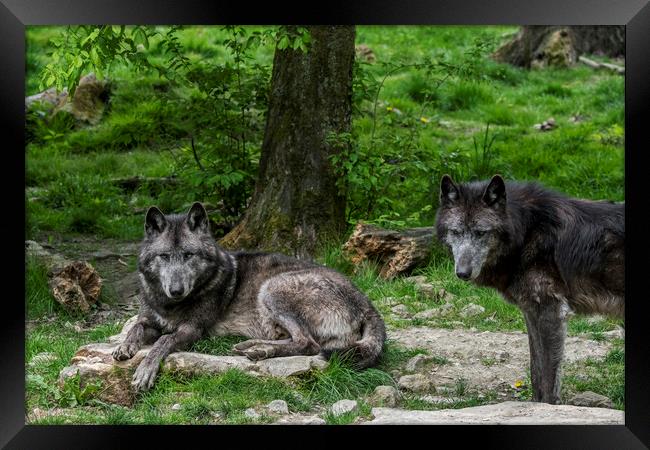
[186,202,209,234]
[482,175,506,207]
[440,175,459,205]
[145,207,167,237]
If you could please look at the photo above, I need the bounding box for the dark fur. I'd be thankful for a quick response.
[435,175,624,404]
[113,203,386,391]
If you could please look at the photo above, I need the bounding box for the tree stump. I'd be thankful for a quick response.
[493,26,625,69]
[26,241,102,315]
[343,223,436,279]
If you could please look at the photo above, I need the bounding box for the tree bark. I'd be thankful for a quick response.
[493,26,625,68]
[220,26,355,258]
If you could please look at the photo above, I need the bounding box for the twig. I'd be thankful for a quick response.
[191,135,205,172]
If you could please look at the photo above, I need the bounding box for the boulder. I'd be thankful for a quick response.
[330,399,358,417]
[365,401,623,425]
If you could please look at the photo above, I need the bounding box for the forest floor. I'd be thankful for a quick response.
[25,233,624,425]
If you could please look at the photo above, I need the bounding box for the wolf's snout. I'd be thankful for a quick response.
[169,285,185,298]
[455,267,472,280]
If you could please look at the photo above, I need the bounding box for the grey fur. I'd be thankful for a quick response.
[113,202,386,391]
[435,175,624,404]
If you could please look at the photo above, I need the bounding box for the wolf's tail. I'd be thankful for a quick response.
[321,306,386,369]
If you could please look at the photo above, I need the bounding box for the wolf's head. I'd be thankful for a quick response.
[435,174,511,282]
[138,202,226,303]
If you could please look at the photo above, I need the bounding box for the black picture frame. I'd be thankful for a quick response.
[3,0,649,448]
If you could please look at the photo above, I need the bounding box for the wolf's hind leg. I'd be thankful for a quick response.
[521,300,569,404]
[233,313,320,361]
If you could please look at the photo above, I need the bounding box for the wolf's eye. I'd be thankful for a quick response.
[159,253,170,261]
[450,230,461,237]
[183,252,194,261]
[475,230,488,237]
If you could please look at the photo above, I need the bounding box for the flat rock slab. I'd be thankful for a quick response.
[388,327,613,393]
[366,401,624,425]
[60,320,328,406]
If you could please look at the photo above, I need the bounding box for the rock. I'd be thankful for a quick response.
[365,401,624,425]
[275,415,326,425]
[58,331,329,406]
[171,403,181,411]
[602,327,624,340]
[460,303,485,318]
[415,283,437,298]
[405,354,432,372]
[368,385,400,407]
[330,399,358,417]
[29,352,58,367]
[404,275,428,285]
[390,304,410,317]
[398,374,433,393]
[267,400,289,415]
[414,304,453,320]
[256,355,328,377]
[244,408,261,419]
[49,261,103,315]
[418,395,458,405]
[533,117,557,132]
[568,391,614,409]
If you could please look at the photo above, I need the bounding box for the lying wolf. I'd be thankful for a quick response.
[435,174,624,404]
[112,203,386,391]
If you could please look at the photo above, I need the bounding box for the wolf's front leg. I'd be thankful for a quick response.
[521,300,569,404]
[132,323,203,392]
[112,319,161,361]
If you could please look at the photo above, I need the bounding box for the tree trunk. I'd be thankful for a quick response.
[220,26,355,258]
[493,26,625,68]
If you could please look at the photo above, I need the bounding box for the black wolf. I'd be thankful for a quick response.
[112,203,386,391]
[435,174,624,404]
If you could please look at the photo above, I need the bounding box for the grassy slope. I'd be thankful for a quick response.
[25,25,625,423]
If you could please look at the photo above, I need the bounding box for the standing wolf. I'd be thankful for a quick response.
[435,174,624,404]
[112,203,385,391]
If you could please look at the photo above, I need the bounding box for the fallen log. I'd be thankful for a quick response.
[578,55,625,74]
[343,222,436,279]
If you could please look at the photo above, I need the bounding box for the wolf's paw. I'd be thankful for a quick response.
[112,342,139,361]
[232,339,263,353]
[131,361,159,392]
[238,344,275,361]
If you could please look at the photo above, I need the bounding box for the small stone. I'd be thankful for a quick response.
[398,374,434,393]
[460,303,485,318]
[404,275,428,285]
[368,385,400,407]
[267,399,289,415]
[391,304,410,317]
[419,395,457,405]
[498,351,510,362]
[415,283,436,297]
[602,327,624,340]
[569,391,614,409]
[330,399,358,417]
[405,354,432,372]
[244,408,261,419]
[171,403,181,411]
